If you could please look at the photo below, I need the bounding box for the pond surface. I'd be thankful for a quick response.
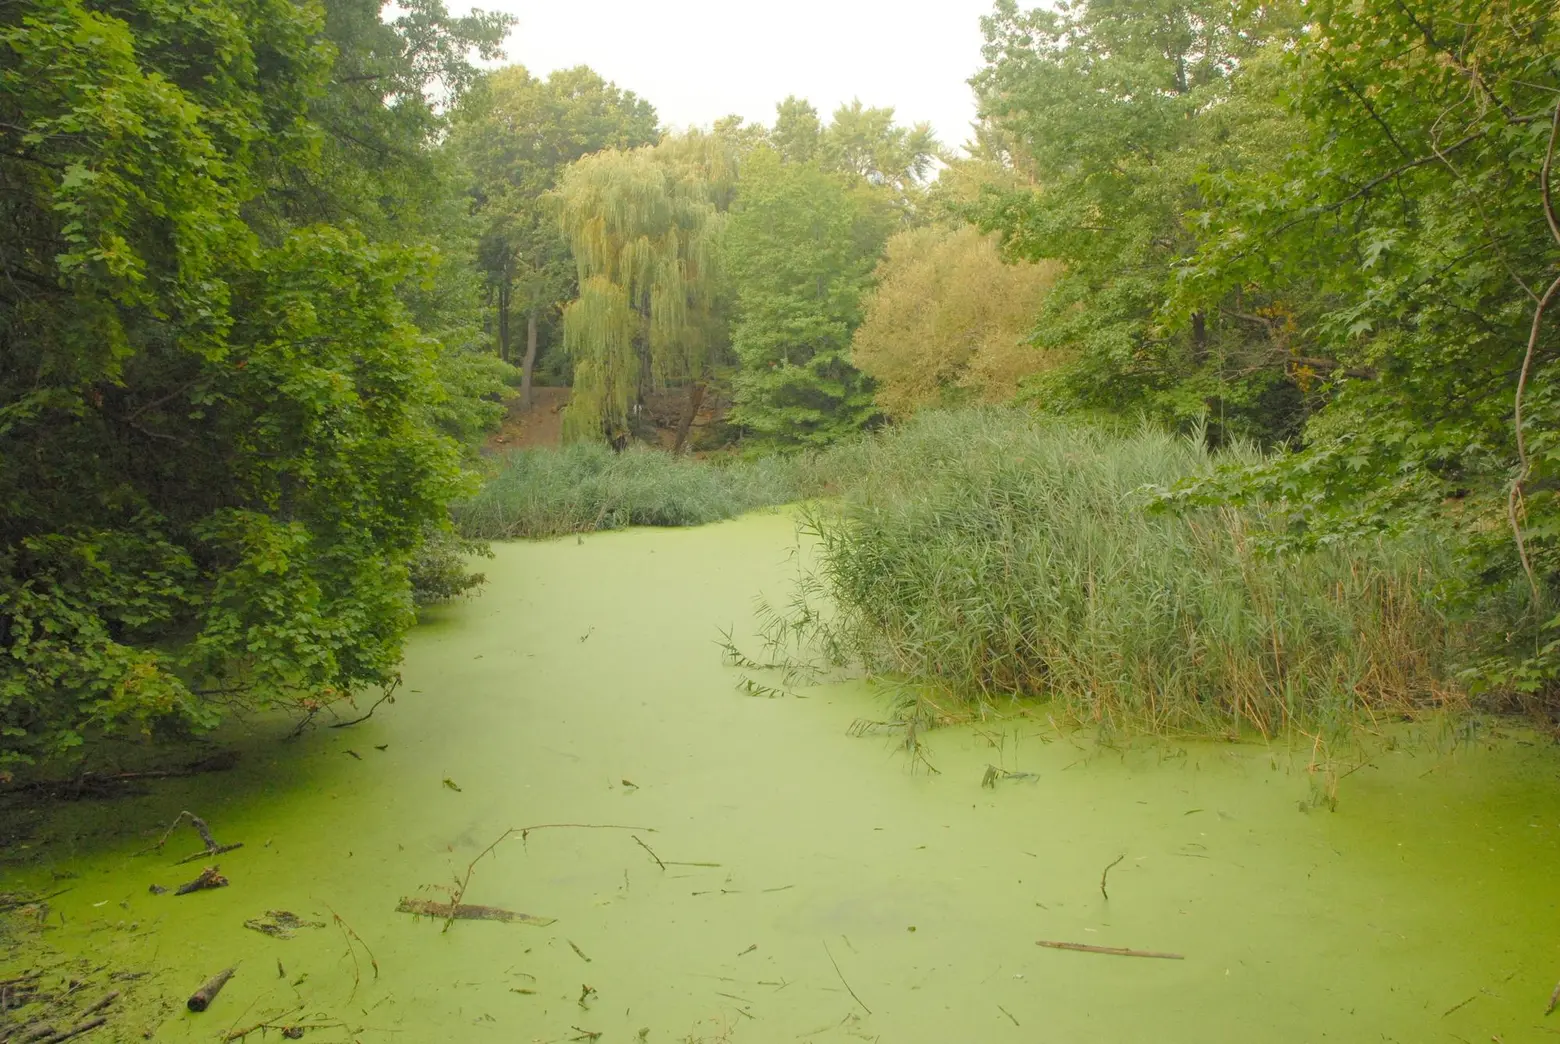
[4,512,1560,1042]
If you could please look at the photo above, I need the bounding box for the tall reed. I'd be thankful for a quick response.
[796,409,1465,735]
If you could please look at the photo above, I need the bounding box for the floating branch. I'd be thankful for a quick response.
[1036,939,1183,960]
[439,824,654,933]
[396,898,553,926]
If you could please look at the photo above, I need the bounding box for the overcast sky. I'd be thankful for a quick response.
[471,0,1000,152]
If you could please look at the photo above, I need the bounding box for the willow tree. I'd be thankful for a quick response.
[555,133,732,448]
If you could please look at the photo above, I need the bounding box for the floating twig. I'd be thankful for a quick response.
[737,944,757,957]
[327,907,378,997]
[1100,855,1125,900]
[567,940,592,964]
[187,967,237,1012]
[998,1004,1020,1026]
[632,835,665,871]
[1036,939,1183,960]
[823,939,870,1015]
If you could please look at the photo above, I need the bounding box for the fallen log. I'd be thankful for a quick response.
[175,866,228,896]
[187,967,236,1012]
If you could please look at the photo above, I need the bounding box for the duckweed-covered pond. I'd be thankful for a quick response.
[3,513,1559,1042]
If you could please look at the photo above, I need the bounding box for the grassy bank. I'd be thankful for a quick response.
[788,410,1465,736]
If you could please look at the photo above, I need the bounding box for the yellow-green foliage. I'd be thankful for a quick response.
[851,227,1060,417]
[554,134,730,443]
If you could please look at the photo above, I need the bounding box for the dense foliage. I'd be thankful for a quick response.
[449,66,659,402]
[0,0,510,765]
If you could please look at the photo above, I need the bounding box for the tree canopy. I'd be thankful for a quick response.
[0,0,510,765]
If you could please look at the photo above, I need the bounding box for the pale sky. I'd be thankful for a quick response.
[470,0,999,152]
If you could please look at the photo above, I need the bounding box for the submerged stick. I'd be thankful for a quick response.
[330,677,401,729]
[823,940,871,1015]
[1100,855,1124,900]
[631,835,665,871]
[187,967,237,1011]
[1037,939,1183,960]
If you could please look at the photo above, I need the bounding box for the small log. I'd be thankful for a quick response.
[1036,939,1184,960]
[175,866,228,896]
[38,1016,108,1043]
[187,967,236,1012]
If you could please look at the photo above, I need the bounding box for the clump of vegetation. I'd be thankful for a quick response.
[452,444,821,539]
[409,525,494,606]
[789,410,1466,736]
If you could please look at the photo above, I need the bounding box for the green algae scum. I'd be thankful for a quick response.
[4,513,1559,1042]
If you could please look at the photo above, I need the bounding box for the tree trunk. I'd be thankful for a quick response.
[497,283,511,362]
[673,378,707,455]
[1190,310,1207,364]
[520,309,538,408]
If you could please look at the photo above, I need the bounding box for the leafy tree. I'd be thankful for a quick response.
[0,0,510,767]
[852,226,1060,417]
[449,65,659,404]
[972,0,1303,443]
[725,149,895,447]
[1172,0,1560,690]
[554,133,733,449]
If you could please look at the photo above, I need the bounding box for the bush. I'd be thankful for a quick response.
[792,409,1466,735]
[409,525,493,606]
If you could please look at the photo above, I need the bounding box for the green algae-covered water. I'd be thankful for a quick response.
[4,512,1560,1042]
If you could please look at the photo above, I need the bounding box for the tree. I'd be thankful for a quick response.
[1172,0,1560,689]
[449,65,659,405]
[852,226,1060,417]
[0,0,511,766]
[725,149,892,447]
[971,0,1302,443]
[554,133,732,448]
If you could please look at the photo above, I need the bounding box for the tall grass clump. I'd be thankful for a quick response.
[453,442,815,539]
[796,409,1467,736]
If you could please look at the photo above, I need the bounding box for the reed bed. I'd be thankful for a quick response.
[453,442,823,539]
[796,409,1466,735]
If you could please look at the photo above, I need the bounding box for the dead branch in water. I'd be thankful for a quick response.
[442,823,654,934]
[396,898,553,925]
[823,939,871,1015]
[1036,939,1183,960]
[139,811,243,864]
[329,676,401,729]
